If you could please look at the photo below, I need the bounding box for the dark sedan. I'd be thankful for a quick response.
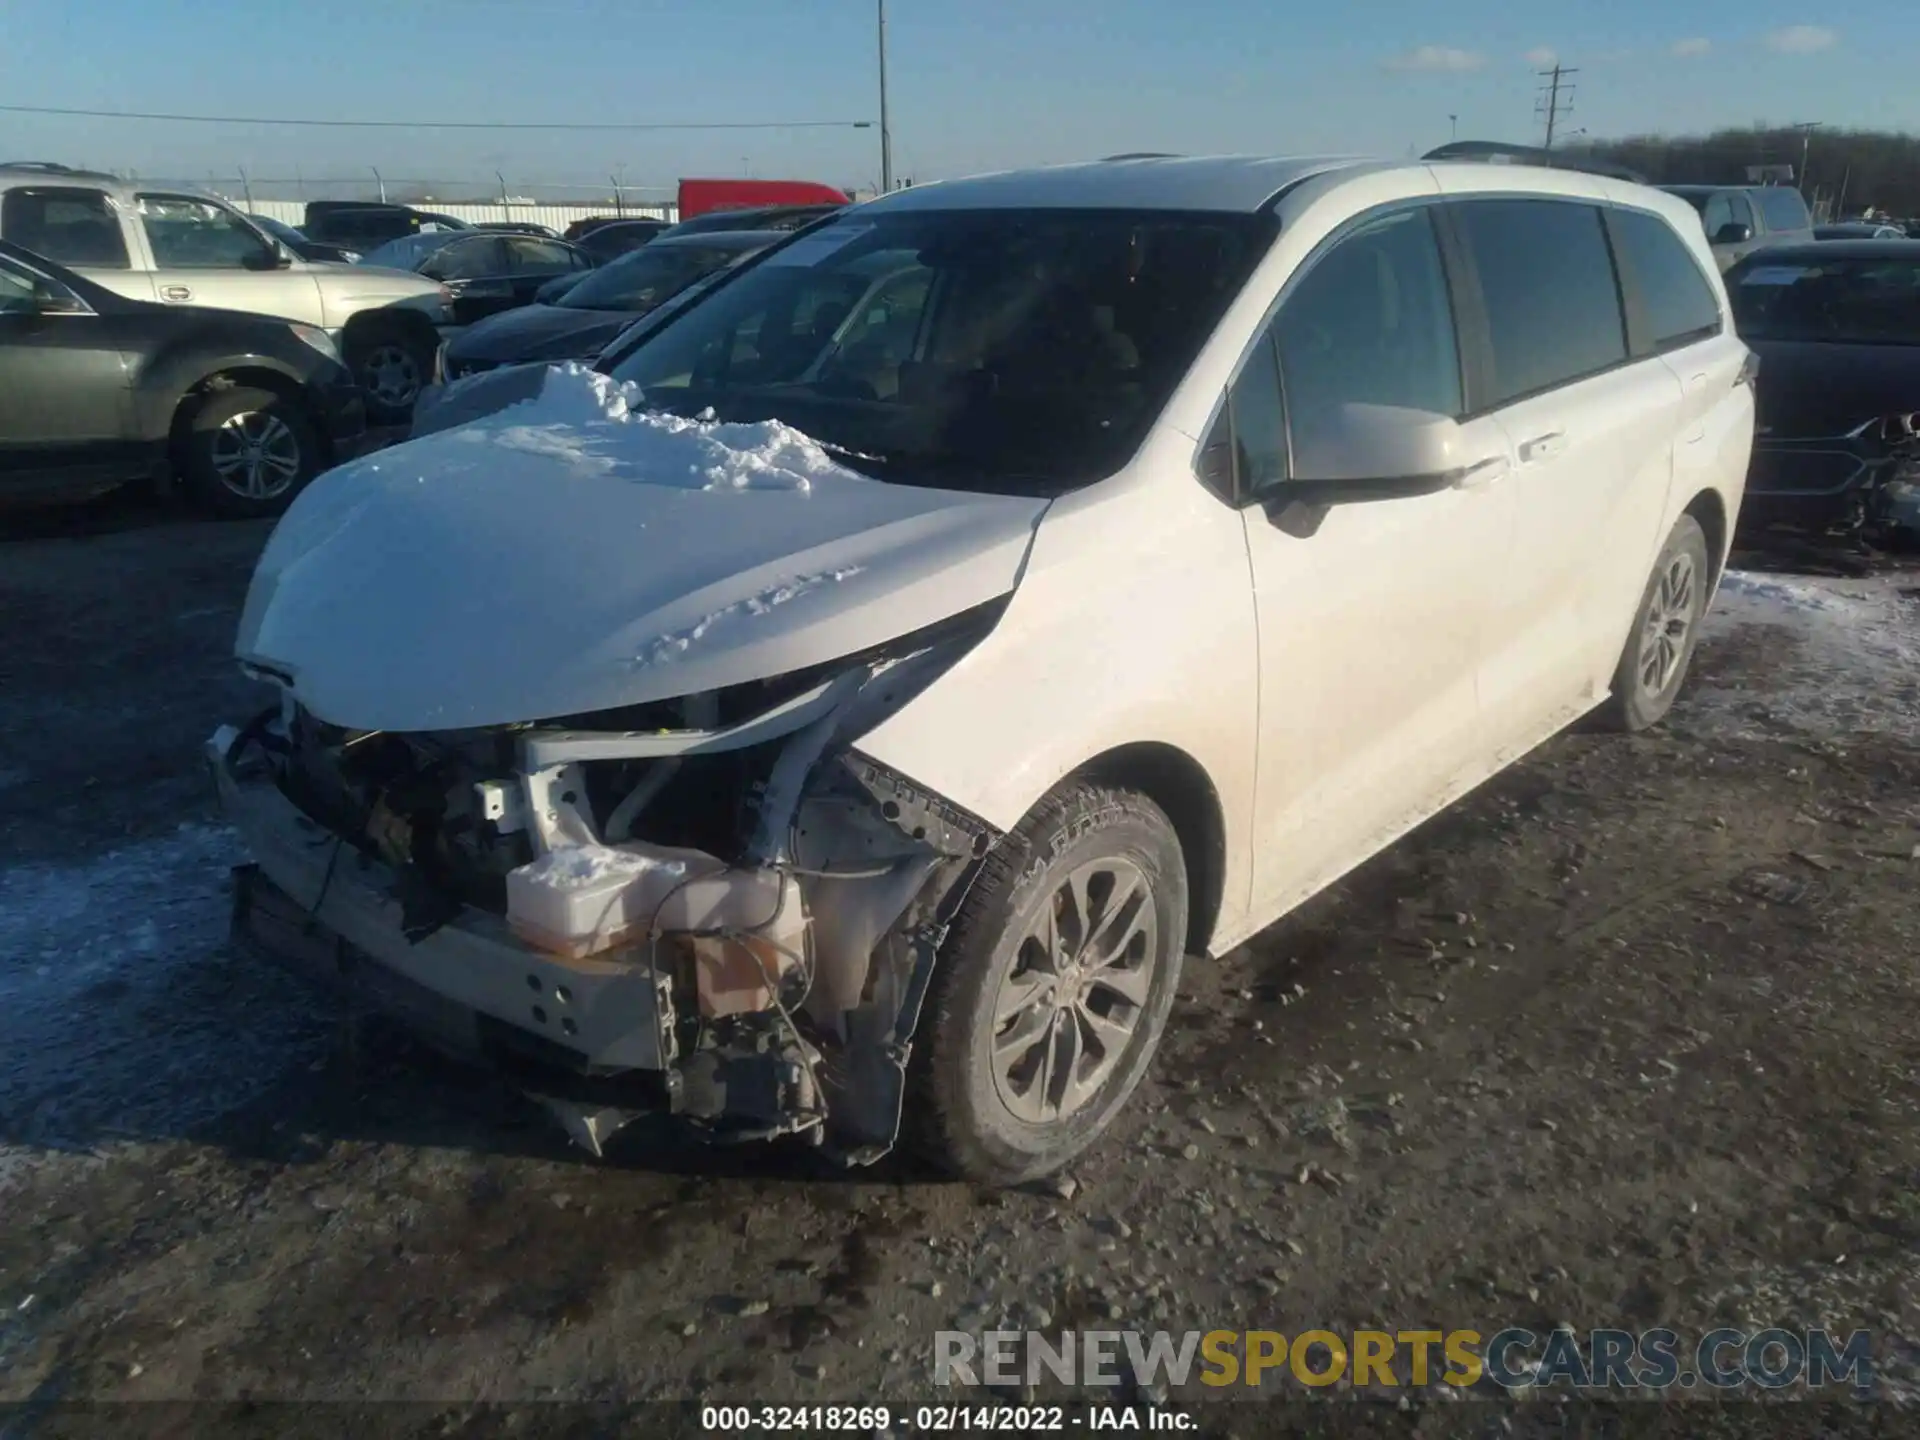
[1727,240,1920,537]
[577,218,672,262]
[0,239,363,516]
[437,230,775,381]
[358,231,596,327]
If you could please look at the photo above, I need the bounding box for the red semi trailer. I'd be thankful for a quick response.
[675,178,851,220]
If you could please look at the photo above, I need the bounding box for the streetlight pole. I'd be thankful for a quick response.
[877,0,893,193]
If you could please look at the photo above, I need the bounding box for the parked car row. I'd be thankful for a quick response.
[6,148,1919,550]
[0,161,855,513]
[434,228,779,381]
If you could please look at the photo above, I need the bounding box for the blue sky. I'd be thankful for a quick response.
[0,0,1906,198]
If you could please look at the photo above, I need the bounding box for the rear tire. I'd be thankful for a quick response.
[347,325,433,423]
[904,781,1187,1186]
[1595,513,1711,732]
[176,386,320,519]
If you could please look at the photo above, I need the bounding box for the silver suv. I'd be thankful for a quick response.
[1662,183,1815,271]
[0,162,451,419]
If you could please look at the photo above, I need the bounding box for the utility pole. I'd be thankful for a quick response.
[1448,113,1458,142]
[1535,63,1578,149]
[877,0,893,193]
[1790,120,1820,193]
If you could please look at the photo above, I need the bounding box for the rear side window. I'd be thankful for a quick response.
[1454,199,1626,406]
[504,237,581,273]
[1609,208,1722,353]
[431,236,507,280]
[0,186,130,269]
[1756,187,1810,233]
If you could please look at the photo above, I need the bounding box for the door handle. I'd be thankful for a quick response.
[1518,431,1566,463]
[161,285,193,301]
[1685,372,1709,391]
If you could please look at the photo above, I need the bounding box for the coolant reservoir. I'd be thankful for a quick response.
[504,841,804,970]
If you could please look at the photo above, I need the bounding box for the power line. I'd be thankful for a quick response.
[1535,64,1578,150]
[0,102,873,133]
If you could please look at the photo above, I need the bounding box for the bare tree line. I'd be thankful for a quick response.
[1583,126,1920,218]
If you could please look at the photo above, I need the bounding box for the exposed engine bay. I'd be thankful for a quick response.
[211,610,1002,1163]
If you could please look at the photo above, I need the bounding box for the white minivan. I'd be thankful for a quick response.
[214,153,1753,1183]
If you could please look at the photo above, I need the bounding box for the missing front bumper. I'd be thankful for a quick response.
[218,760,674,1075]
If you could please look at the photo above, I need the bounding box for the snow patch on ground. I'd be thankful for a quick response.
[404,362,860,494]
[0,825,327,1184]
[1683,570,1920,741]
[639,566,865,666]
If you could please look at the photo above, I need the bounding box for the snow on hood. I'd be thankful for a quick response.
[237,364,1049,731]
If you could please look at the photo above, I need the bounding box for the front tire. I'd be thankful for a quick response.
[906,781,1187,1186]
[176,386,320,519]
[1596,513,1712,731]
[347,326,433,423]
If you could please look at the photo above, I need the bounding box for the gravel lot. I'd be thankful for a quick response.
[1,495,1917,1436]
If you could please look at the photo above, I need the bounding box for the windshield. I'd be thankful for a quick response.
[559,241,750,312]
[605,208,1274,493]
[1731,256,1920,343]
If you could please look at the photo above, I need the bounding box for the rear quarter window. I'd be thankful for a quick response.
[1756,187,1811,233]
[0,186,130,269]
[1609,208,1722,353]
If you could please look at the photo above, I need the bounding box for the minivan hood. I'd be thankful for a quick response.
[236,365,1048,732]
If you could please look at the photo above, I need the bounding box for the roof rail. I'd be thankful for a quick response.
[1421,141,1647,184]
[1099,152,1182,162]
[1,160,119,180]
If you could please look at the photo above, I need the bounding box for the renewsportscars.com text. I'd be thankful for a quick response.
[934,1327,1874,1392]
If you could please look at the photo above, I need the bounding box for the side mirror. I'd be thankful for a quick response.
[1281,404,1489,507]
[242,245,291,271]
[1712,222,1754,246]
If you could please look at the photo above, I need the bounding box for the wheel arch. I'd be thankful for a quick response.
[1073,741,1228,957]
[341,304,439,352]
[1682,485,1732,589]
[164,364,315,460]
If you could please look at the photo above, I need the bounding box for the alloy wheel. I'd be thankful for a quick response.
[209,411,303,501]
[1638,550,1698,697]
[988,857,1158,1125]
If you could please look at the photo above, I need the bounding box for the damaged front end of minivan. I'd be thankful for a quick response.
[212,604,1004,1162]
